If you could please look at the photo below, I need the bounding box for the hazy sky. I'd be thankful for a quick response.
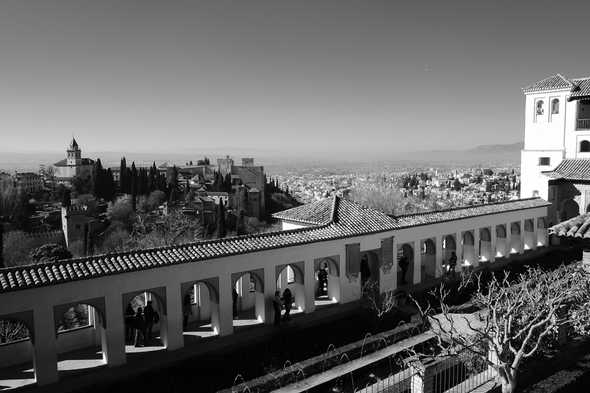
[1,0,590,158]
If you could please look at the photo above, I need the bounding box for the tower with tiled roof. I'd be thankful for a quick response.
[66,137,82,166]
[521,73,590,223]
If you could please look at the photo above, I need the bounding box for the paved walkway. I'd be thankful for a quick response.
[0,301,359,393]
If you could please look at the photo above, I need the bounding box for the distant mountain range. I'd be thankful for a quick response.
[0,142,524,172]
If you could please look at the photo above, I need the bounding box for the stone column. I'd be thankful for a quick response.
[490,225,497,263]
[379,236,396,293]
[32,305,58,385]
[102,293,126,367]
[413,240,421,285]
[506,222,512,255]
[263,267,276,325]
[164,283,184,351]
[435,236,443,278]
[304,259,316,313]
[520,219,525,254]
[473,229,480,267]
[456,232,463,271]
[217,273,234,336]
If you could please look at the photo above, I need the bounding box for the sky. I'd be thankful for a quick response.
[1,0,590,159]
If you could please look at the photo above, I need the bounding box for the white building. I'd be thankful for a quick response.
[520,74,590,223]
[53,138,94,184]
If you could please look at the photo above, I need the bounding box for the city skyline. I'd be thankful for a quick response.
[2,0,590,157]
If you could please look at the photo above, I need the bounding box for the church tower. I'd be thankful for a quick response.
[66,138,82,166]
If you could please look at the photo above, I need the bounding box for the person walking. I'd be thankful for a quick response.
[144,300,158,344]
[134,307,145,347]
[282,288,293,321]
[232,287,238,318]
[124,304,135,344]
[272,290,282,326]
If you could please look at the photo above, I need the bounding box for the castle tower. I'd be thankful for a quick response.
[66,137,82,166]
[520,74,571,200]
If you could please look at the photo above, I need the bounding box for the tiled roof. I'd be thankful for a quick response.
[549,214,590,238]
[390,198,550,228]
[523,74,574,93]
[272,197,336,225]
[569,77,590,100]
[543,159,590,181]
[0,197,549,294]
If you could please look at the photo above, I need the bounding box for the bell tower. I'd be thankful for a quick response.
[66,137,82,166]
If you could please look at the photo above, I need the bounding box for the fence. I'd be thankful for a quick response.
[356,350,497,393]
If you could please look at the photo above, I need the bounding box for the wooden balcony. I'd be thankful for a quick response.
[577,119,590,130]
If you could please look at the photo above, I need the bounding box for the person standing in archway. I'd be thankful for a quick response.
[399,255,409,284]
[273,291,282,326]
[124,304,135,344]
[282,288,293,321]
[134,307,145,347]
[144,301,157,344]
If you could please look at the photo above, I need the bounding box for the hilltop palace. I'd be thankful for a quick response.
[0,75,582,388]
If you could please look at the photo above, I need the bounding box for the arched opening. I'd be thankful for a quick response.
[276,263,305,318]
[232,271,265,327]
[561,199,580,221]
[397,243,414,286]
[495,225,508,258]
[462,231,475,267]
[479,228,492,262]
[420,239,436,281]
[510,222,522,254]
[314,257,341,307]
[182,280,219,339]
[551,98,560,115]
[54,303,106,374]
[580,140,590,153]
[442,235,457,273]
[0,318,35,388]
[523,219,535,250]
[123,291,166,353]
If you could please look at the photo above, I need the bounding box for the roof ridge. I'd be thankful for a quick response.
[390,197,543,219]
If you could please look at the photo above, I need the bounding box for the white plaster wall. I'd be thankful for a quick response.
[520,149,563,199]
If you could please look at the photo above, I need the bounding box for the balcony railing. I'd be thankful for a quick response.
[577,119,590,130]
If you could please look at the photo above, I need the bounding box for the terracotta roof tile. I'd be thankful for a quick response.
[0,197,548,294]
[542,159,590,181]
[523,74,574,93]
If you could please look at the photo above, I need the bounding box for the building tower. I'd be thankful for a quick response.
[66,138,82,166]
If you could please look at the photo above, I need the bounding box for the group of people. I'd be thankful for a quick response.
[124,300,160,347]
[272,288,293,326]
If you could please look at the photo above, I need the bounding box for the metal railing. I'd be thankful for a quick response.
[576,119,590,130]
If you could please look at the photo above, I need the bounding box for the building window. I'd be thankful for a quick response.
[536,99,545,116]
[538,157,550,166]
[551,98,560,114]
[580,140,590,152]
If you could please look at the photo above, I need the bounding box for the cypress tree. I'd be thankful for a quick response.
[119,157,127,194]
[217,201,226,239]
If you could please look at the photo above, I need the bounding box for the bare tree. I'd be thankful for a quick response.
[416,264,590,393]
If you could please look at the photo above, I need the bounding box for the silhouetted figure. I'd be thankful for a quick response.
[399,255,409,284]
[144,301,158,344]
[182,293,192,329]
[232,287,238,318]
[448,252,458,276]
[272,291,282,326]
[360,255,371,285]
[134,307,145,347]
[318,264,328,297]
[282,288,293,321]
[124,304,135,344]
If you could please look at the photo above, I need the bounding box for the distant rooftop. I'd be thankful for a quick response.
[523,73,590,100]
